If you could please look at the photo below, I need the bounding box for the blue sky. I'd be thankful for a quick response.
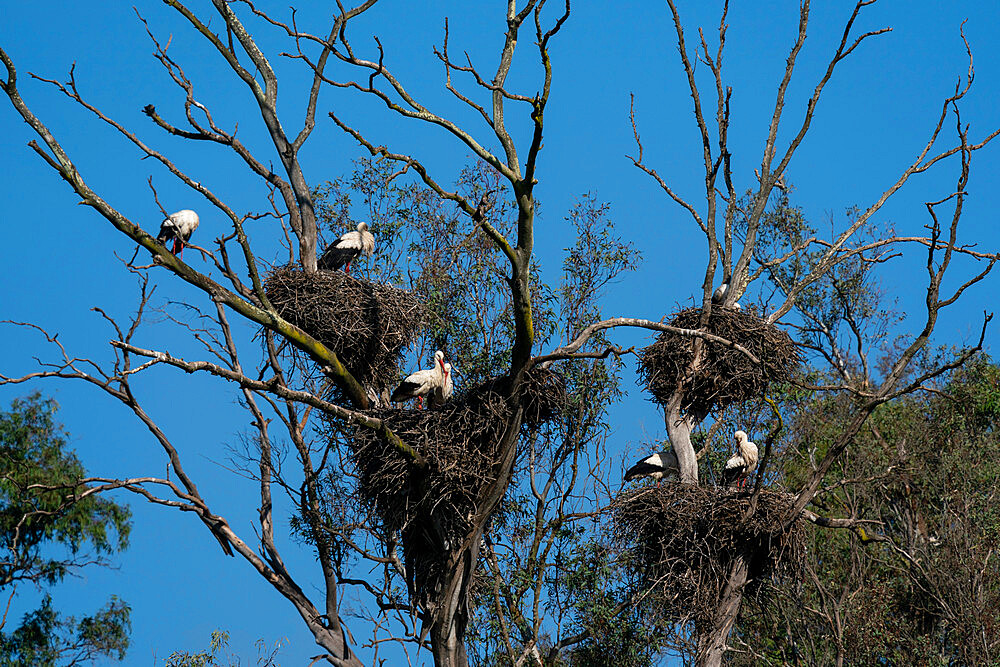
[1,2,998,664]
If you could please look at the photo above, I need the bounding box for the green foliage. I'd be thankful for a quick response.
[0,394,133,665]
[548,538,660,667]
[559,193,641,335]
[0,393,132,666]
[0,393,130,582]
[160,630,283,667]
[734,355,1000,665]
[0,595,129,667]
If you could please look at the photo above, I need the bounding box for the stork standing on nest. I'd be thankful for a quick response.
[391,350,446,409]
[711,282,742,311]
[157,209,200,258]
[318,221,375,273]
[428,362,453,409]
[722,430,759,488]
[624,448,679,487]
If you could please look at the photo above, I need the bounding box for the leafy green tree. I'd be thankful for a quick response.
[0,394,131,666]
[730,357,1000,665]
[161,630,282,667]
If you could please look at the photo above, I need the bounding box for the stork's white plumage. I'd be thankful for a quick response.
[157,209,200,257]
[711,282,742,311]
[712,282,729,303]
[429,362,453,409]
[390,350,445,409]
[624,449,679,486]
[318,221,375,273]
[722,430,759,488]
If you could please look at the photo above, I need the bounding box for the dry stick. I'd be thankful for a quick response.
[317,0,566,382]
[767,28,1000,325]
[664,0,723,315]
[40,64,273,312]
[110,340,426,468]
[0,318,232,551]
[214,302,282,567]
[749,235,998,287]
[745,395,783,519]
[1,46,370,410]
[536,317,760,368]
[163,0,328,271]
[0,324,353,641]
[734,1,891,309]
[34,63,270,313]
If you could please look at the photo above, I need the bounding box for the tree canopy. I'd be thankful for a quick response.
[0,394,130,666]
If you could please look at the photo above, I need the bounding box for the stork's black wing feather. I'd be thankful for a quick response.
[624,460,664,481]
[202,517,234,557]
[157,222,175,244]
[318,242,360,271]
[721,462,745,488]
[390,379,422,402]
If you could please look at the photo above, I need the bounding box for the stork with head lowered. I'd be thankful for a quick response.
[157,209,200,258]
[624,448,679,487]
[722,430,759,488]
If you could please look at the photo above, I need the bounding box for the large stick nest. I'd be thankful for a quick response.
[638,307,799,417]
[472,366,567,427]
[263,265,429,391]
[613,484,805,629]
[342,367,565,606]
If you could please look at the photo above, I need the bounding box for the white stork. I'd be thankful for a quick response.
[157,209,200,258]
[390,350,446,409]
[318,221,375,273]
[711,282,742,311]
[722,430,759,488]
[624,449,679,486]
[429,362,453,409]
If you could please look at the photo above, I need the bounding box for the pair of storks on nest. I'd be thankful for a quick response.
[317,225,454,409]
[390,349,454,409]
[625,430,759,489]
[624,281,754,488]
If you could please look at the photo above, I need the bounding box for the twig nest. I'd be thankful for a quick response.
[638,307,799,418]
[612,484,805,628]
[343,368,564,605]
[472,366,567,428]
[519,367,568,426]
[347,391,509,606]
[263,265,428,391]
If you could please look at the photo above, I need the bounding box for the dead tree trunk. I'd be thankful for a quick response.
[426,531,480,667]
[429,611,471,667]
[665,400,698,483]
[424,410,522,667]
[664,335,711,484]
[696,546,751,666]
